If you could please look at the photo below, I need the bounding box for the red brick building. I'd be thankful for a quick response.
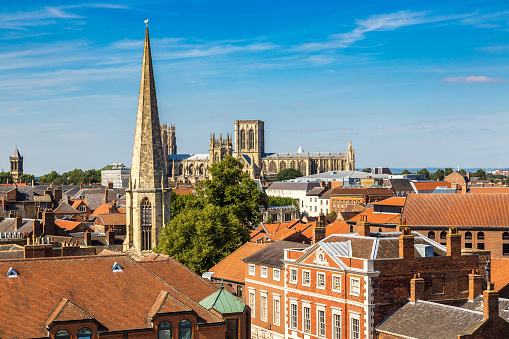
[243,224,486,339]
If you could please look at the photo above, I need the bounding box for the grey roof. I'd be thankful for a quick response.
[267,182,321,192]
[376,300,484,338]
[262,152,345,159]
[0,186,35,202]
[12,147,21,158]
[168,153,209,161]
[242,241,309,268]
[0,218,35,234]
[54,201,79,214]
[306,187,328,196]
[288,170,389,182]
[388,179,415,193]
[461,295,509,322]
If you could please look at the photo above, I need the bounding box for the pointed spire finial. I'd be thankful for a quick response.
[144,19,149,27]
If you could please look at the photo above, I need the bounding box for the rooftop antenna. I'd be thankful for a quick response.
[144,19,149,27]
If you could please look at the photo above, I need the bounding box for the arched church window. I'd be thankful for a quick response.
[240,130,246,150]
[269,161,277,173]
[299,161,306,174]
[188,164,194,175]
[280,161,286,171]
[290,161,295,169]
[178,164,183,175]
[248,130,254,150]
[141,198,152,251]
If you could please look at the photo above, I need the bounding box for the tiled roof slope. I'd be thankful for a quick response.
[242,241,309,268]
[97,213,126,226]
[376,300,484,338]
[470,187,509,194]
[412,181,452,192]
[139,253,217,303]
[402,193,509,227]
[46,298,95,326]
[348,207,400,224]
[207,242,268,283]
[460,294,509,322]
[0,254,222,337]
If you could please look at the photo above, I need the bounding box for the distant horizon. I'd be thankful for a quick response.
[1,1,508,174]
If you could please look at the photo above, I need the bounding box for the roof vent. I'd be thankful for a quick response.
[7,267,18,277]
[112,262,123,272]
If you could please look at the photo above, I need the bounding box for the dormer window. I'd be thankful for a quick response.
[112,262,123,272]
[77,327,93,339]
[55,330,70,339]
[158,321,172,339]
[179,319,193,339]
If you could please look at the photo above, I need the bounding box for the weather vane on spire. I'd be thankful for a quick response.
[144,19,149,27]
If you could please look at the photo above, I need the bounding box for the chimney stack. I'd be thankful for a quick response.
[1,197,6,209]
[106,227,115,245]
[33,220,42,238]
[42,210,55,236]
[410,274,425,302]
[53,186,62,204]
[80,183,83,190]
[483,283,499,319]
[399,226,414,260]
[14,215,22,230]
[84,230,91,246]
[104,188,109,203]
[446,227,462,258]
[312,224,326,244]
[356,215,370,237]
[469,270,483,301]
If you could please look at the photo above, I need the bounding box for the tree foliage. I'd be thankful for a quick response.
[0,171,12,184]
[473,169,487,180]
[267,196,298,208]
[400,169,412,175]
[275,168,302,181]
[156,156,267,274]
[444,168,453,177]
[156,205,249,274]
[417,168,430,179]
[431,169,445,181]
[18,174,35,183]
[361,168,372,173]
[39,168,102,185]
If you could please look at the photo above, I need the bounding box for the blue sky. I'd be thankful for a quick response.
[0,1,508,175]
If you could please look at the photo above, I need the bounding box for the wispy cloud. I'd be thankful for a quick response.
[442,76,506,83]
[295,11,471,52]
[476,45,509,54]
[460,11,509,29]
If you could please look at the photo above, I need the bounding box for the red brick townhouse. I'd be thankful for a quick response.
[243,223,486,339]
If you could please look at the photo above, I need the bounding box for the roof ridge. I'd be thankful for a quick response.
[416,300,483,315]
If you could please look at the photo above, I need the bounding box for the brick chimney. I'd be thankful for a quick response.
[84,230,92,246]
[483,283,499,319]
[410,274,425,302]
[104,188,109,203]
[356,215,370,237]
[14,215,22,230]
[313,225,326,244]
[399,226,414,260]
[469,270,483,301]
[446,227,461,258]
[106,227,115,245]
[1,197,6,210]
[53,186,62,203]
[42,210,55,236]
[33,220,42,238]
[80,183,83,190]
[110,201,118,214]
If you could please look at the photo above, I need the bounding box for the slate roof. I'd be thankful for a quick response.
[306,187,328,196]
[207,242,268,283]
[460,294,509,322]
[402,193,509,227]
[388,178,415,193]
[376,300,484,338]
[242,241,309,268]
[0,218,35,234]
[263,152,345,159]
[54,200,79,214]
[0,254,223,337]
[267,182,321,191]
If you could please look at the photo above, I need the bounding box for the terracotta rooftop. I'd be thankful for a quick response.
[372,196,406,206]
[97,213,126,226]
[0,254,223,337]
[54,219,83,231]
[470,187,509,194]
[412,181,452,192]
[402,193,509,227]
[348,207,401,224]
[207,242,268,283]
[173,188,194,195]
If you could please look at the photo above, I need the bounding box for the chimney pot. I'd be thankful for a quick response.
[399,226,414,260]
[447,227,462,258]
[84,230,92,246]
[483,284,499,319]
[14,215,22,230]
[410,274,425,302]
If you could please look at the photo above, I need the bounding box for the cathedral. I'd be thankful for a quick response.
[124,27,171,256]
[162,119,355,182]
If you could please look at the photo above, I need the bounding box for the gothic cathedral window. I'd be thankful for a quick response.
[141,198,152,251]
[240,130,246,150]
[248,130,254,150]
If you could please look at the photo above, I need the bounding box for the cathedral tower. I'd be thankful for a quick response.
[168,124,177,155]
[124,27,171,255]
[234,120,264,179]
[347,140,355,171]
[10,147,23,181]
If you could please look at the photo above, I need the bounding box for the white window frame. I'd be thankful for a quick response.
[317,272,326,289]
[273,295,281,325]
[249,289,255,318]
[302,270,311,287]
[249,264,255,276]
[332,310,342,339]
[290,268,298,284]
[260,292,268,322]
[332,274,341,292]
[303,303,311,333]
[290,301,298,329]
[350,277,360,296]
[79,205,86,213]
[317,306,326,337]
[261,266,268,278]
[350,314,361,339]
[273,268,280,281]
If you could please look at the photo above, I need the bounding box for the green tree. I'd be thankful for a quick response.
[431,169,445,181]
[156,204,249,274]
[197,156,267,226]
[39,171,60,183]
[444,168,453,176]
[401,169,412,175]
[18,174,35,183]
[459,169,467,175]
[0,171,12,184]
[275,168,303,181]
[267,196,298,208]
[170,190,203,219]
[361,168,372,173]
[417,168,430,179]
[473,169,487,180]
[326,210,337,217]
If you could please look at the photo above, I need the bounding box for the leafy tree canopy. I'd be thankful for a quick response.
[39,168,103,185]
[275,168,303,181]
[444,168,453,176]
[18,174,35,183]
[361,168,372,173]
[458,169,467,175]
[267,196,298,208]
[0,171,12,184]
[431,169,445,181]
[170,190,203,219]
[473,169,487,180]
[401,169,412,175]
[417,168,430,179]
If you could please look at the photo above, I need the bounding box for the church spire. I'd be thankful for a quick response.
[130,27,165,189]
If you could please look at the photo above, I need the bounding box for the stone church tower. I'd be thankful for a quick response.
[10,147,23,181]
[124,27,171,255]
[234,120,264,178]
[347,140,355,170]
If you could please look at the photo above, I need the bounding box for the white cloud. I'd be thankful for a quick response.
[442,76,506,83]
